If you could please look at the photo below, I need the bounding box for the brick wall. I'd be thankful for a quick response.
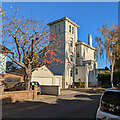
[2,86,38,104]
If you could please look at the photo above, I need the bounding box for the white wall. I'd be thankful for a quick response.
[31,65,63,88]
[0,53,6,74]
[75,66,86,83]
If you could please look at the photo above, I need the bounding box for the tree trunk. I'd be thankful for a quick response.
[24,64,32,90]
[111,60,115,88]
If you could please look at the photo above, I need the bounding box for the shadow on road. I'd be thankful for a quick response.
[2,94,101,119]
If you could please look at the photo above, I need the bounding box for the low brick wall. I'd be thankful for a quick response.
[41,85,60,96]
[2,85,38,104]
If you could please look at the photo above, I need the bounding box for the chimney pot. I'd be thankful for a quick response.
[88,34,92,46]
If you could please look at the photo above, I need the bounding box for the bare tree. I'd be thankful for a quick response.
[95,23,120,87]
[1,7,64,90]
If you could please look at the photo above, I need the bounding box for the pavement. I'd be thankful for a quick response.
[2,88,106,118]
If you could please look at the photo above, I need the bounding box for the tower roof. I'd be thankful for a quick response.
[47,17,80,28]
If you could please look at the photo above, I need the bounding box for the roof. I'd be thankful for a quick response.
[76,41,96,51]
[47,16,80,28]
[14,68,25,75]
[98,68,110,71]
[6,72,24,76]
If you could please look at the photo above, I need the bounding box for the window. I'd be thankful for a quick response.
[70,37,73,47]
[14,78,20,83]
[77,53,79,57]
[69,25,71,33]
[70,52,73,61]
[55,25,56,32]
[72,27,74,34]
[70,70,72,77]
[5,77,13,83]
[76,68,78,74]
[101,91,120,116]
[94,52,96,60]
[58,24,60,32]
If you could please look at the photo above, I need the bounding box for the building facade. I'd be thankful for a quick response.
[47,17,98,89]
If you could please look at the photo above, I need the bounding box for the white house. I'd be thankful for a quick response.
[32,17,98,89]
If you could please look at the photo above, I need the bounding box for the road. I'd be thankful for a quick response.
[2,89,103,119]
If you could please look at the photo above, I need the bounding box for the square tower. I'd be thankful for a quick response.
[47,17,80,89]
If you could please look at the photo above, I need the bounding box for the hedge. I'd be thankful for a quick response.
[98,72,120,87]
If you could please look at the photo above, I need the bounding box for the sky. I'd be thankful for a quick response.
[2,2,118,68]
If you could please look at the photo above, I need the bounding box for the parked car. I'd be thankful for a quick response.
[96,87,120,120]
[10,81,41,94]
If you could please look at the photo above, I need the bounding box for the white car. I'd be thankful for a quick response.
[96,87,120,120]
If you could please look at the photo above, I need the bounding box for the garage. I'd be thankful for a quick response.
[31,78,53,85]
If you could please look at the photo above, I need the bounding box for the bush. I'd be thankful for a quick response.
[98,72,120,87]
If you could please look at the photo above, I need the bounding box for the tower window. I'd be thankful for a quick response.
[69,25,71,33]
[70,52,73,61]
[55,25,56,32]
[58,24,60,32]
[70,37,73,47]
[70,69,72,77]
[76,68,78,74]
[72,27,74,34]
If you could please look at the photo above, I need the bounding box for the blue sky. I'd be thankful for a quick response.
[2,2,118,68]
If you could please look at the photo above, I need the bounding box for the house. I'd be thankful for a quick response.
[98,67,111,73]
[32,17,98,88]
[2,72,24,90]
[75,37,98,87]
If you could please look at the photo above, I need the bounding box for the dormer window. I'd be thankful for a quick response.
[69,25,71,33]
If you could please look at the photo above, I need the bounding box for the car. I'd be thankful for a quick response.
[96,87,120,120]
[30,81,42,95]
[10,81,42,95]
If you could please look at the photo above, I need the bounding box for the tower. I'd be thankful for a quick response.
[47,17,80,88]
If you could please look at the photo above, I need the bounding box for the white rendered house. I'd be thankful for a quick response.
[32,17,98,89]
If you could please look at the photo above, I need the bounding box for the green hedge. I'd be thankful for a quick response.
[98,72,120,87]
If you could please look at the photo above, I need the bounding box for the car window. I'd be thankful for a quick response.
[102,91,120,105]
[101,91,120,116]
[30,82,40,87]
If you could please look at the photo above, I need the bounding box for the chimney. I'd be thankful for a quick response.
[88,34,92,46]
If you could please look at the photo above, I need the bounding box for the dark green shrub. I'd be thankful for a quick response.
[98,72,120,87]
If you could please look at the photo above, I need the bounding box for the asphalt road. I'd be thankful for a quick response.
[2,90,102,119]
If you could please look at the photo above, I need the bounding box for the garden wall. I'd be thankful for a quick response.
[2,86,37,104]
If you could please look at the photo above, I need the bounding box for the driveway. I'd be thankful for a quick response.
[2,88,105,118]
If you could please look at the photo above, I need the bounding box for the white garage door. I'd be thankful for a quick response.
[31,78,53,85]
